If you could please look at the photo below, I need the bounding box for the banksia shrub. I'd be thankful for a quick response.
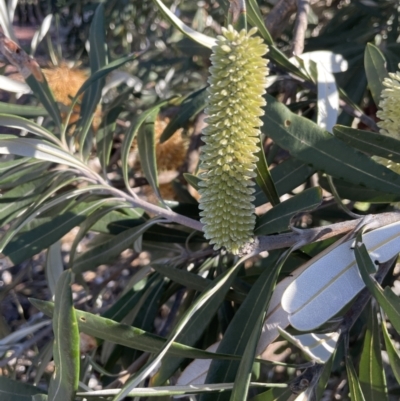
[198,26,269,254]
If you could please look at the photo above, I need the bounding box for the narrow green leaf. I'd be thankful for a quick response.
[0,114,63,147]
[154,263,240,385]
[113,259,247,401]
[0,102,47,117]
[354,237,400,333]
[76,3,107,152]
[45,241,64,297]
[121,98,174,191]
[152,264,245,303]
[77,383,285,398]
[0,376,45,401]
[29,298,258,362]
[48,270,79,401]
[254,158,316,206]
[263,94,400,196]
[249,387,292,401]
[319,175,400,203]
[0,174,53,225]
[2,199,107,264]
[255,136,280,206]
[152,0,216,48]
[183,173,200,191]
[161,87,207,143]
[346,355,366,401]
[359,303,388,401]
[97,106,122,170]
[25,74,61,131]
[32,396,48,401]
[381,316,400,384]
[246,0,273,45]
[364,43,388,106]
[255,187,322,236]
[72,219,161,273]
[334,125,400,162]
[137,108,162,201]
[228,251,290,401]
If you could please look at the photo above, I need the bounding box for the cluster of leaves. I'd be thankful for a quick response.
[2,0,400,400]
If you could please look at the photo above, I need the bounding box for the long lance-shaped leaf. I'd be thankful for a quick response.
[381,313,400,384]
[2,199,114,264]
[29,298,270,363]
[0,114,63,146]
[48,270,79,401]
[263,94,400,196]
[255,187,322,236]
[0,185,112,253]
[121,98,175,191]
[0,102,47,117]
[333,125,400,162]
[229,249,293,401]
[152,0,216,48]
[0,376,46,401]
[364,43,388,106]
[255,135,280,206]
[77,3,106,154]
[0,137,91,172]
[112,258,248,401]
[137,108,163,201]
[358,302,388,401]
[354,235,400,333]
[72,218,161,273]
[77,382,286,398]
[346,354,366,401]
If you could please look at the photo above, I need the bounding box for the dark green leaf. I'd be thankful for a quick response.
[263,94,400,195]
[77,3,107,151]
[48,270,79,401]
[249,387,292,401]
[255,187,322,235]
[2,199,107,264]
[364,43,388,106]
[255,136,280,206]
[25,74,61,131]
[355,237,400,333]
[382,317,400,384]
[121,98,174,190]
[154,264,240,385]
[72,219,159,273]
[359,303,388,401]
[0,376,45,401]
[0,102,47,117]
[137,108,162,200]
[202,253,287,401]
[161,87,207,143]
[30,298,259,362]
[246,0,273,45]
[346,354,366,401]
[228,251,289,401]
[333,125,400,162]
[319,175,400,203]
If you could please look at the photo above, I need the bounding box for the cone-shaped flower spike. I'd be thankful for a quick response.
[198,25,269,254]
[376,66,400,174]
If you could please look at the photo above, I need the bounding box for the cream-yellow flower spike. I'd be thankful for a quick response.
[376,67,400,175]
[198,26,269,254]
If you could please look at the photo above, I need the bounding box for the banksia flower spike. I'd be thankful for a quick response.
[376,67,400,175]
[198,25,269,254]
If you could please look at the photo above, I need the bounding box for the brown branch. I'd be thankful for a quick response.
[265,0,297,39]
[291,0,310,56]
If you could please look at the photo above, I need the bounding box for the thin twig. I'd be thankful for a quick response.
[0,325,52,368]
[291,0,310,56]
[255,211,400,253]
